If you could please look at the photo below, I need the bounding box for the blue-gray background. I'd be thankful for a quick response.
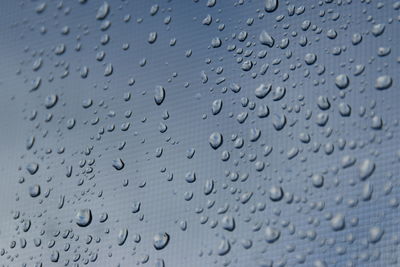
[0,0,399,266]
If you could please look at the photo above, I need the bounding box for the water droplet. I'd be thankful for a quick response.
[311,174,324,188]
[209,132,223,149]
[202,14,212,25]
[112,158,125,170]
[265,0,278,12]
[272,113,286,130]
[269,185,283,201]
[96,2,110,20]
[362,182,373,201]
[369,226,384,243]
[44,94,58,109]
[76,208,92,227]
[153,232,169,250]
[371,115,383,129]
[375,75,392,90]
[150,4,159,16]
[259,30,274,47]
[29,184,41,197]
[317,96,330,110]
[132,201,141,213]
[207,0,217,7]
[338,102,351,116]
[255,83,271,99]
[50,250,59,262]
[99,212,108,223]
[26,162,39,175]
[185,171,196,183]
[217,239,230,256]
[221,215,235,231]
[304,53,317,65]
[154,258,165,267]
[257,105,269,118]
[331,213,345,231]
[371,23,385,37]
[211,37,222,48]
[341,155,357,168]
[204,179,214,195]
[335,74,349,89]
[212,99,222,115]
[104,63,113,76]
[265,226,280,243]
[359,159,375,180]
[117,228,128,246]
[148,32,158,44]
[271,86,286,101]
[154,86,166,105]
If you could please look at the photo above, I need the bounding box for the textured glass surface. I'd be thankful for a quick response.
[0,0,399,266]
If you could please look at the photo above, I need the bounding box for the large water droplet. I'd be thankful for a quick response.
[153,232,170,250]
[259,30,274,47]
[335,74,349,89]
[112,158,125,170]
[76,208,92,227]
[375,75,392,90]
[265,0,278,12]
[255,83,271,99]
[96,2,110,20]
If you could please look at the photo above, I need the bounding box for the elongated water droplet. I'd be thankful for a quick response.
[154,86,165,105]
[359,159,375,180]
[117,228,128,246]
[217,239,230,256]
[96,2,110,20]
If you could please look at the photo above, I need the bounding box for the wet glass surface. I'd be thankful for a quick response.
[0,1,399,266]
